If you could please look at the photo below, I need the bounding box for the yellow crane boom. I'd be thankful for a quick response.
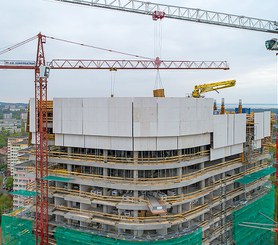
[192,80,236,98]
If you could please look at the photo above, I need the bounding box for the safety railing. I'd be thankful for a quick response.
[28,158,242,184]
[42,149,210,165]
[51,202,209,223]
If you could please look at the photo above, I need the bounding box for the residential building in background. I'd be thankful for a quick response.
[13,160,34,209]
[7,137,28,176]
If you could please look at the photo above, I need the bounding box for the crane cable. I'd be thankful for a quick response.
[46,35,152,60]
[153,18,164,90]
[110,68,117,97]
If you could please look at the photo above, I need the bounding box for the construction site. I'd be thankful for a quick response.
[0,1,278,245]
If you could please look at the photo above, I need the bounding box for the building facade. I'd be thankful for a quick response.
[25,97,273,244]
[7,137,28,176]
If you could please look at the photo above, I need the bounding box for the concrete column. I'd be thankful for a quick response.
[103,150,108,162]
[67,164,72,172]
[102,205,108,230]
[200,146,206,156]
[178,149,182,162]
[134,151,138,164]
[178,167,182,178]
[67,147,72,155]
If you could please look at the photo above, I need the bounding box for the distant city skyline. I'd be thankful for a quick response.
[0,0,277,104]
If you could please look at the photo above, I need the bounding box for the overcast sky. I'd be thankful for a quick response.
[0,0,277,104]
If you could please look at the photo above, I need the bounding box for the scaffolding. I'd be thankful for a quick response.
[232,187,275,245]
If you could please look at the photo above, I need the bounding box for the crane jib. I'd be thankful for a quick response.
[54,0,278,34]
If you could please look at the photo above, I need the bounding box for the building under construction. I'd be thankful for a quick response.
[2,96,275,245]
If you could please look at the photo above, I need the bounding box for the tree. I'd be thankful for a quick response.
[5,176,13,191]
[0,194,13,219]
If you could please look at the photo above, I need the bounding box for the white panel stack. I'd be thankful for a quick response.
[263,111,271,137]
[133,97,157,137]
[254,113,264,140]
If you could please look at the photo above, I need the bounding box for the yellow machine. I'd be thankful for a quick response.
[192,80,236,98]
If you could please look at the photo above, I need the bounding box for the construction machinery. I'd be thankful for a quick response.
[192,80,236,98]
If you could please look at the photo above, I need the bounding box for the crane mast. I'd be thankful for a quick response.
[54,0,278,33]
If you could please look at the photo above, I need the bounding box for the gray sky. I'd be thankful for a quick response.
[0,0,277,104]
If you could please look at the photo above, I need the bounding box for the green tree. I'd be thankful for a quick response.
[5,176,13,191]
[0,194,13,217]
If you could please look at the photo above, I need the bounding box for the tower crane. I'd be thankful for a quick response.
[192,80,236,98]
[1,0,277,243]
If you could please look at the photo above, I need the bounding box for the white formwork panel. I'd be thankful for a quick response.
[157,137,177,150]
[84,136,111,149]
[234,114,246,144]
[180,98,213,136]
[83,98,109,136]
[53,98,63,134]
[177,134,210,149]
[61,98,83,135]
[133,97,157,137]
[179,98,197,135]
[108,97,133,137]
[210,145,240,161]
[29,98,36,133]
[254,113,264,140]
[263,111,271,137]
[212,115,228,149]
[134,137,157,151]
[253,139,262,149]
[230,143,243,155]
[63,134,85,148]
[111,137,133,151]
[227,114,234,146]
[55,134,64,146]
[196,98,213,133]
[157,98,180,136]
[210,147,226,161]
